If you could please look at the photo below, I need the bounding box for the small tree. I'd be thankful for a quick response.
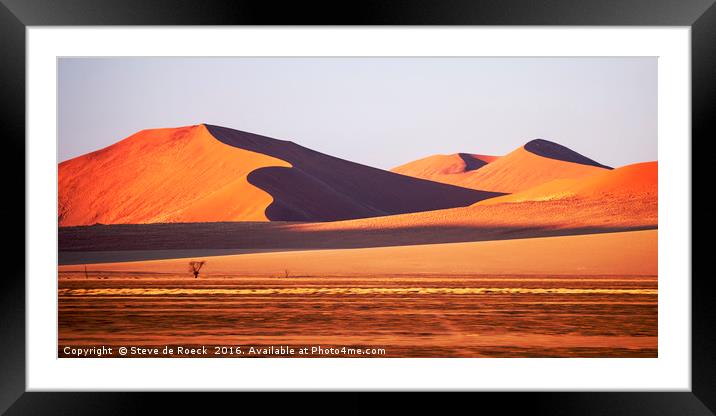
[189,260,206,279]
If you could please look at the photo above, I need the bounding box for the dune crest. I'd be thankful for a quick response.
[523,139,611,169]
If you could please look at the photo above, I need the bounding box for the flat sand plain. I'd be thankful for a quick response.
[59,230,657,357]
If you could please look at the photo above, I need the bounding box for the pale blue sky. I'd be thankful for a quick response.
[59,57,656,169]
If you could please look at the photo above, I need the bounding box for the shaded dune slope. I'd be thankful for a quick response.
[205,124,501,221]
[458,153,492,171]
[523,139,612,169]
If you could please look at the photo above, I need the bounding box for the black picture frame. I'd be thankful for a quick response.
[1,0,710,414]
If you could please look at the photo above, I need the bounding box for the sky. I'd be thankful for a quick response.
[58,57,657,169]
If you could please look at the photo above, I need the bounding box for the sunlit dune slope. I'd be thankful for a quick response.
[390,139,610,192]
[58,125,291,226]
[390,153,498,187]
[59,230,657,276]
[59,125,502,226]
[478,161,657,205]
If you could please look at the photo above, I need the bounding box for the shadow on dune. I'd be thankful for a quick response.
[58,222,657,265]
[247,166,383,222]
[524,139,612,169]
[458,153,489,172]
[206,124,503,221]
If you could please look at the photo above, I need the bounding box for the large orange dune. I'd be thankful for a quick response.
[58,125,500,226]
[392,139,610,193]
[58,125,290,225]
[478,161,657,205]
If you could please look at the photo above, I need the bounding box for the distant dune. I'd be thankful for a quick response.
[478,161,657,205]
[59,230,657,276]
[391,153,497,187]
[58,125,501,226]
[392,139,610,193]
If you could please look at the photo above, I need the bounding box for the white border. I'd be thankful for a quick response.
[27,27,691,391]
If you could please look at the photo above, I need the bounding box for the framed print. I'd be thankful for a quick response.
[2,0,711,414]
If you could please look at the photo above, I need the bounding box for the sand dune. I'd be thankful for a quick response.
[391,153,497,187]
[478,161,657,205]
[59,125,501,226]
[450,140,611,193]
[58,125,291,226]
[391,139,610,193]
[59,230,657,276]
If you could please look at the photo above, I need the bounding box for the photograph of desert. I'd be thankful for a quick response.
[58,57,657,357]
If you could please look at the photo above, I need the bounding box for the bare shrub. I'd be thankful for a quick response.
[189,261,206,279]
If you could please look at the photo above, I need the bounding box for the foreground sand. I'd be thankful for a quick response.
[58,273,656,358]
[59,230,657,358]
[60,230,656,276]
[59,272,656,358]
